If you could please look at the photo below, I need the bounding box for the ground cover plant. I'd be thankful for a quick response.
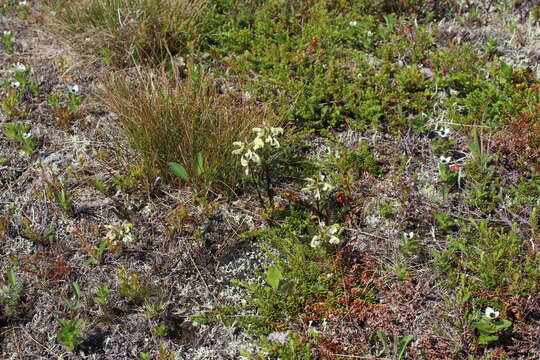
[1,0,539,359]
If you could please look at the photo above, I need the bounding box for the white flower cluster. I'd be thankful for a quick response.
[311,222,342,248]
[301,174,334,200]
[104,222,134,246]
[12,63,26,73]
[232,125,284,175]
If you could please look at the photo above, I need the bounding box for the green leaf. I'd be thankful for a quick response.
[376,330,388,354]
[7,269,17,288]
[397,335,413,359]
[265,265,283,290]
[493,319,512,331]
[478,334,499,345]
[168,162,189,182]
[194,152,204,177]
[277,279,297,295]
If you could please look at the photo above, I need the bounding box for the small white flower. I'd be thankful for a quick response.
[403,231,414,240]
[3,31,11,36]
[240,155,249,168]
[328,235,340,245]
[439,155,451,165]
[310,235,322,248]
[349,21,358,26]
[243,91,252,101]
[252,135,265,150]
[321,182,334,192]
[22,132,32,139]
[484,307,500,319]
[69,84,80,94]
[18,1,28,5]
[270,127,283,136]
[231,141,245,155]
[14,63,26,72]
[10,81,20,88]
[436,127,450,138]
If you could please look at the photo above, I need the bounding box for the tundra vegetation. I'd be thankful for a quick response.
[1,0,539,359]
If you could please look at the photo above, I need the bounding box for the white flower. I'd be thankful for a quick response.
[10,81,20,88]
[231,141,245,155]
[310,235,322,248]
[22,132,32,139]
[252,135,265,150]
[69,84,80,94]
[484,307,500,319]
[3,31,11,36]
[270,127,283,136]
[349,21,358,26]
[439,155,451,165]
[240,155,249,168]
[436,127,450,138]
[265,135,280,148]
[403,231,414,240]
[13,63,26,72]
[19,1,27,5]
[302,174,334,200]
[328,235,340,245]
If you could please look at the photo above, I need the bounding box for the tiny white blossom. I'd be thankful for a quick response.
[439,155,451,165]
[240,155,249,168]
[3,31,11,36]
[270,127,283,136]
[13,63,26,72]
[403,231,414,240]
[328,235,340,245]
[69,84,80,94]
[10,81,20,88]
[349,21,358,26]
[310,234,322,248]
[484,307,500,319]
[252,135,265,150]
[22,132,32,139]
[231,141,245,155]
[436,127,450,138]
[19,1,28,5]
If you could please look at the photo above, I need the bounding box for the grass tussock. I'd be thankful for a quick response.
[101,65,273,194]
[53,0,206,66]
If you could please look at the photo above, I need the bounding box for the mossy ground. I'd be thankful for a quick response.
[1,0,539,359]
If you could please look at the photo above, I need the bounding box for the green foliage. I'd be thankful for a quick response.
[435,220,540,296]
[0,269,23,317]
[472,313,512,345]
[93,285,112,306]
[241,332,313,359]
[1,30,15,53]
[4,122,36,155]
[196,211,341,334]
[117,265,150,304]
[376,331,414,359]
[57,317,85,351]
